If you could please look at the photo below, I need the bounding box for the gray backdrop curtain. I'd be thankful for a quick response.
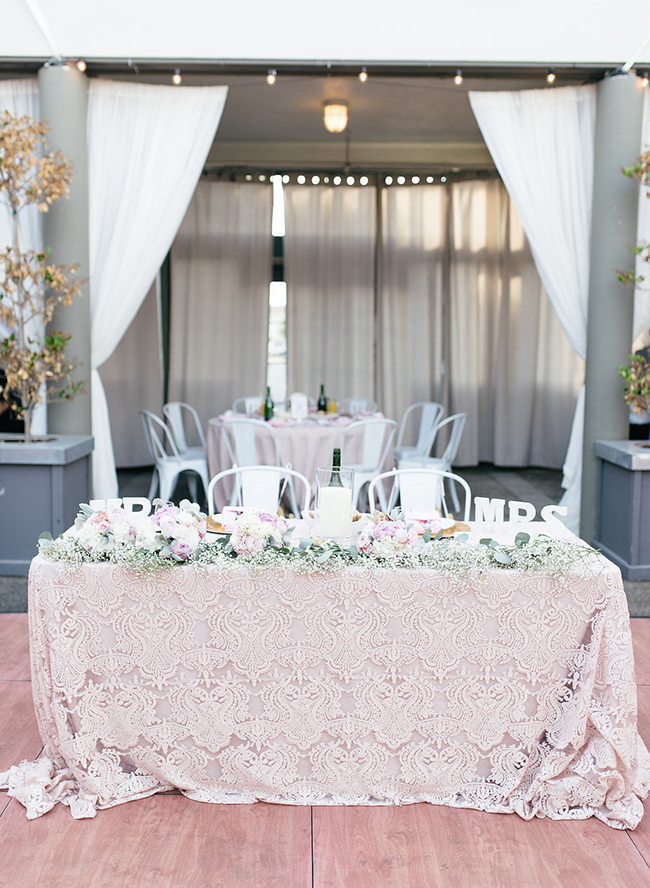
[284,184,376,402]
[379,179,582,467]
[168,180,273,424]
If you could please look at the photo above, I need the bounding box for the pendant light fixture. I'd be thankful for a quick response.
[323,100,348,133]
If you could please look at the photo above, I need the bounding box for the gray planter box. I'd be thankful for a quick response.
[593,440,650,579]
[0,434,93,576]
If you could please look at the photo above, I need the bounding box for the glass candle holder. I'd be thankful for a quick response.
[316,466,354,540]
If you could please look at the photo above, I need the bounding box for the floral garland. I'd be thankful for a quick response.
[38,504,601,580]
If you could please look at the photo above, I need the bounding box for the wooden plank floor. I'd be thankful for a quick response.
[1,614,650,888]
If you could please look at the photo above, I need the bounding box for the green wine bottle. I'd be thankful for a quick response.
[263,386,274,421]
[330,447,344,487]
[317,384,328,413]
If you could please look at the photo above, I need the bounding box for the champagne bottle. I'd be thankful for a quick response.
[263,386,274,421]
[317,383,328,413]
[330,447,344,487]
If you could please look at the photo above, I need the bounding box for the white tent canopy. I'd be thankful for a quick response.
[1,0,649,66]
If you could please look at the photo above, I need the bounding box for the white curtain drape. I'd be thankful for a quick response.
[469,85,596,532]
[378,184,447,425]
[88,79,228,498]
[168,180,272,423]
[0,78,46,434]
[284,184,376,401]
[448,179,583,467]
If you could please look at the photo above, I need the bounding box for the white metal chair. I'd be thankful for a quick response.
[163,402,206,457]
[140,410,210,503]
[368,468,472,522]
[207,465,311,517]
[220,417,281,469]
[340,418,397,511]
[398,413,468,513]
[219,417,301,515]
[232,396,263,415]
[338,398,378,416]
[394,401,445,463]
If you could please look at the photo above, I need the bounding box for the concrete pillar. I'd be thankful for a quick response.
[580,72,645,541]
[37,63,91,435]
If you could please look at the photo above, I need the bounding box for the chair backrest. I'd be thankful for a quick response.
[232,396,263,415]
[140,410,180,464]
[424,413,467,468]
[207,465,311,516]
[341,419,397,471]
[163,402,206,453]
[368,468,472,522]
[220,418,280,468]
[339,398,378,416]
[396,401,445,453]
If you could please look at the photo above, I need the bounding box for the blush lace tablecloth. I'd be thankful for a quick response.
[3,553,649,824]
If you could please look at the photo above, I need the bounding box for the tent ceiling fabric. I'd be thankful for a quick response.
[2,0,650,65]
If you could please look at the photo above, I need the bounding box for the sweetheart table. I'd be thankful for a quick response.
[4,551,649,825]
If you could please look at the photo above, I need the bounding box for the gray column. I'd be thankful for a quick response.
[38,63,91,436]
[580,72,644,542]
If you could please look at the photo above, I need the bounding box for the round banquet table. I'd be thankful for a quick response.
[206,414,394,508]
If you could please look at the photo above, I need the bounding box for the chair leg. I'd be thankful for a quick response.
[160,471,179,503]
[147,468,159,501]
[286,477,300,518]
[187,473,198,503]
[447,476,461,515]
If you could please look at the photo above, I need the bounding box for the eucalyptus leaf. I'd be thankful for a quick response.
[489,539,500,549]
[316,549,334,563]
[455,533,469,543]
[299,538,312,551]
[423,528,432,543]
[492,550,512,564]
[479,538,493,546]
[515,532,531,547]
[38,531,53,541]
[349,545,358,561]
[434,529,444,541]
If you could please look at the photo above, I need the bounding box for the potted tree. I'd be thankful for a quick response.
[0,111,93,576]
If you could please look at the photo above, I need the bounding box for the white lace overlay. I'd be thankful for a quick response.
[4,555,649,825]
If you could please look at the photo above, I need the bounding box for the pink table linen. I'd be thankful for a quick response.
[3,553,649,824]
[206,416,394,507]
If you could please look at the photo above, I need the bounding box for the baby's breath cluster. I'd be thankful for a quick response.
[40,504,600,583]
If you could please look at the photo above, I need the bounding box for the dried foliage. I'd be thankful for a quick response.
[617,150,650,286]
[620,353,650,415]
[0,112,82,441]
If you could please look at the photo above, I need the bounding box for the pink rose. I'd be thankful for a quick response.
[170,539,191,560]
[357,531,373,555]
[373,521,394,540]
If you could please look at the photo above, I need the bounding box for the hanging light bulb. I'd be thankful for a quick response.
[266,69,277,85]
[76,59,87,72]
[454,69,463,85]
[172,69,182,85]
[642,72,650,88]
[359,66,368,83]
[323,100,348,133]
[546,67,556,84]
